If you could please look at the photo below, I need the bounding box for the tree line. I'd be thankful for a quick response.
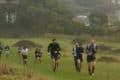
[0,0,119,37]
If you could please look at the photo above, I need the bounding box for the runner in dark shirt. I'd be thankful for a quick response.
[5,45,10,58]
[0,46,3,58]
[76,43,84,72]
[48,39,61,72]
[35,48,42,63]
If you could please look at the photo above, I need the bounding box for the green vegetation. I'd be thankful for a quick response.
[0,36,120,80]
[0,0,119,37]
[0,0,119,79]
[0,0,76,36]
[89,12,108,26]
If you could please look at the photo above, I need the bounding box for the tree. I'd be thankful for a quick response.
[89,12,108,26]
[16,0,73,36]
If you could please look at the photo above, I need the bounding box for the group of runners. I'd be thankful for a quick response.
[73,40,97,76]
[0,39,98,76]
[47,39,97,76]
[18,46,43,64]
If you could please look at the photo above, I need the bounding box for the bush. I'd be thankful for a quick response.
[13,40,42,48]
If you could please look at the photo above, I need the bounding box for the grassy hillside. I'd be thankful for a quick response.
[0,36,120,80]
[0,62,53,80]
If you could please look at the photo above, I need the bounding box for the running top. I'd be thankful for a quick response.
[48,42,61,54]
[21,48,29,55]
[86,44,97,56]
[35,50,42,56]
[5,46,10,51]
[76,47,84,55]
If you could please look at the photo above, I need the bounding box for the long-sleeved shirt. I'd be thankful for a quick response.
[48,42,61,54]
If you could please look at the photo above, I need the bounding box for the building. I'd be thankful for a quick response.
[0,0,19,24]
[112,0,120,4]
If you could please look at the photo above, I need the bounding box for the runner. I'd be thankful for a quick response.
[76,43,84,72]
[72,42,78,71]
[18,47,22,57]
[86,40,98,76]
[48,39,61,72]
[35,48,42,63]
[4,45,10,58]
[0,45,3,58]
[21,46,29,65]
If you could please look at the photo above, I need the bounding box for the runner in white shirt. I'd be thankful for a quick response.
[21,46,29,64]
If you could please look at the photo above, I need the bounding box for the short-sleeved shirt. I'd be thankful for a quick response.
[35,51,42,56]
[5,46,10,51]
[86,44,97,56]
[21,48,29,55]
[76,47,84,55]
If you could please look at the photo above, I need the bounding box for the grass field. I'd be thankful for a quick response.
[0,36,120,80]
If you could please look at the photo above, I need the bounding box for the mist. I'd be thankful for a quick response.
[57,0,113,16]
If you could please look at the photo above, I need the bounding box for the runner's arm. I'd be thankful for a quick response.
[72,48,74,55]
[57,43,61,51]
[85,45,89,54]
[47,44,51,53]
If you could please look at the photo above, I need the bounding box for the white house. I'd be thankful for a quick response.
[73,15,90,27]
[0,0,19,24]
